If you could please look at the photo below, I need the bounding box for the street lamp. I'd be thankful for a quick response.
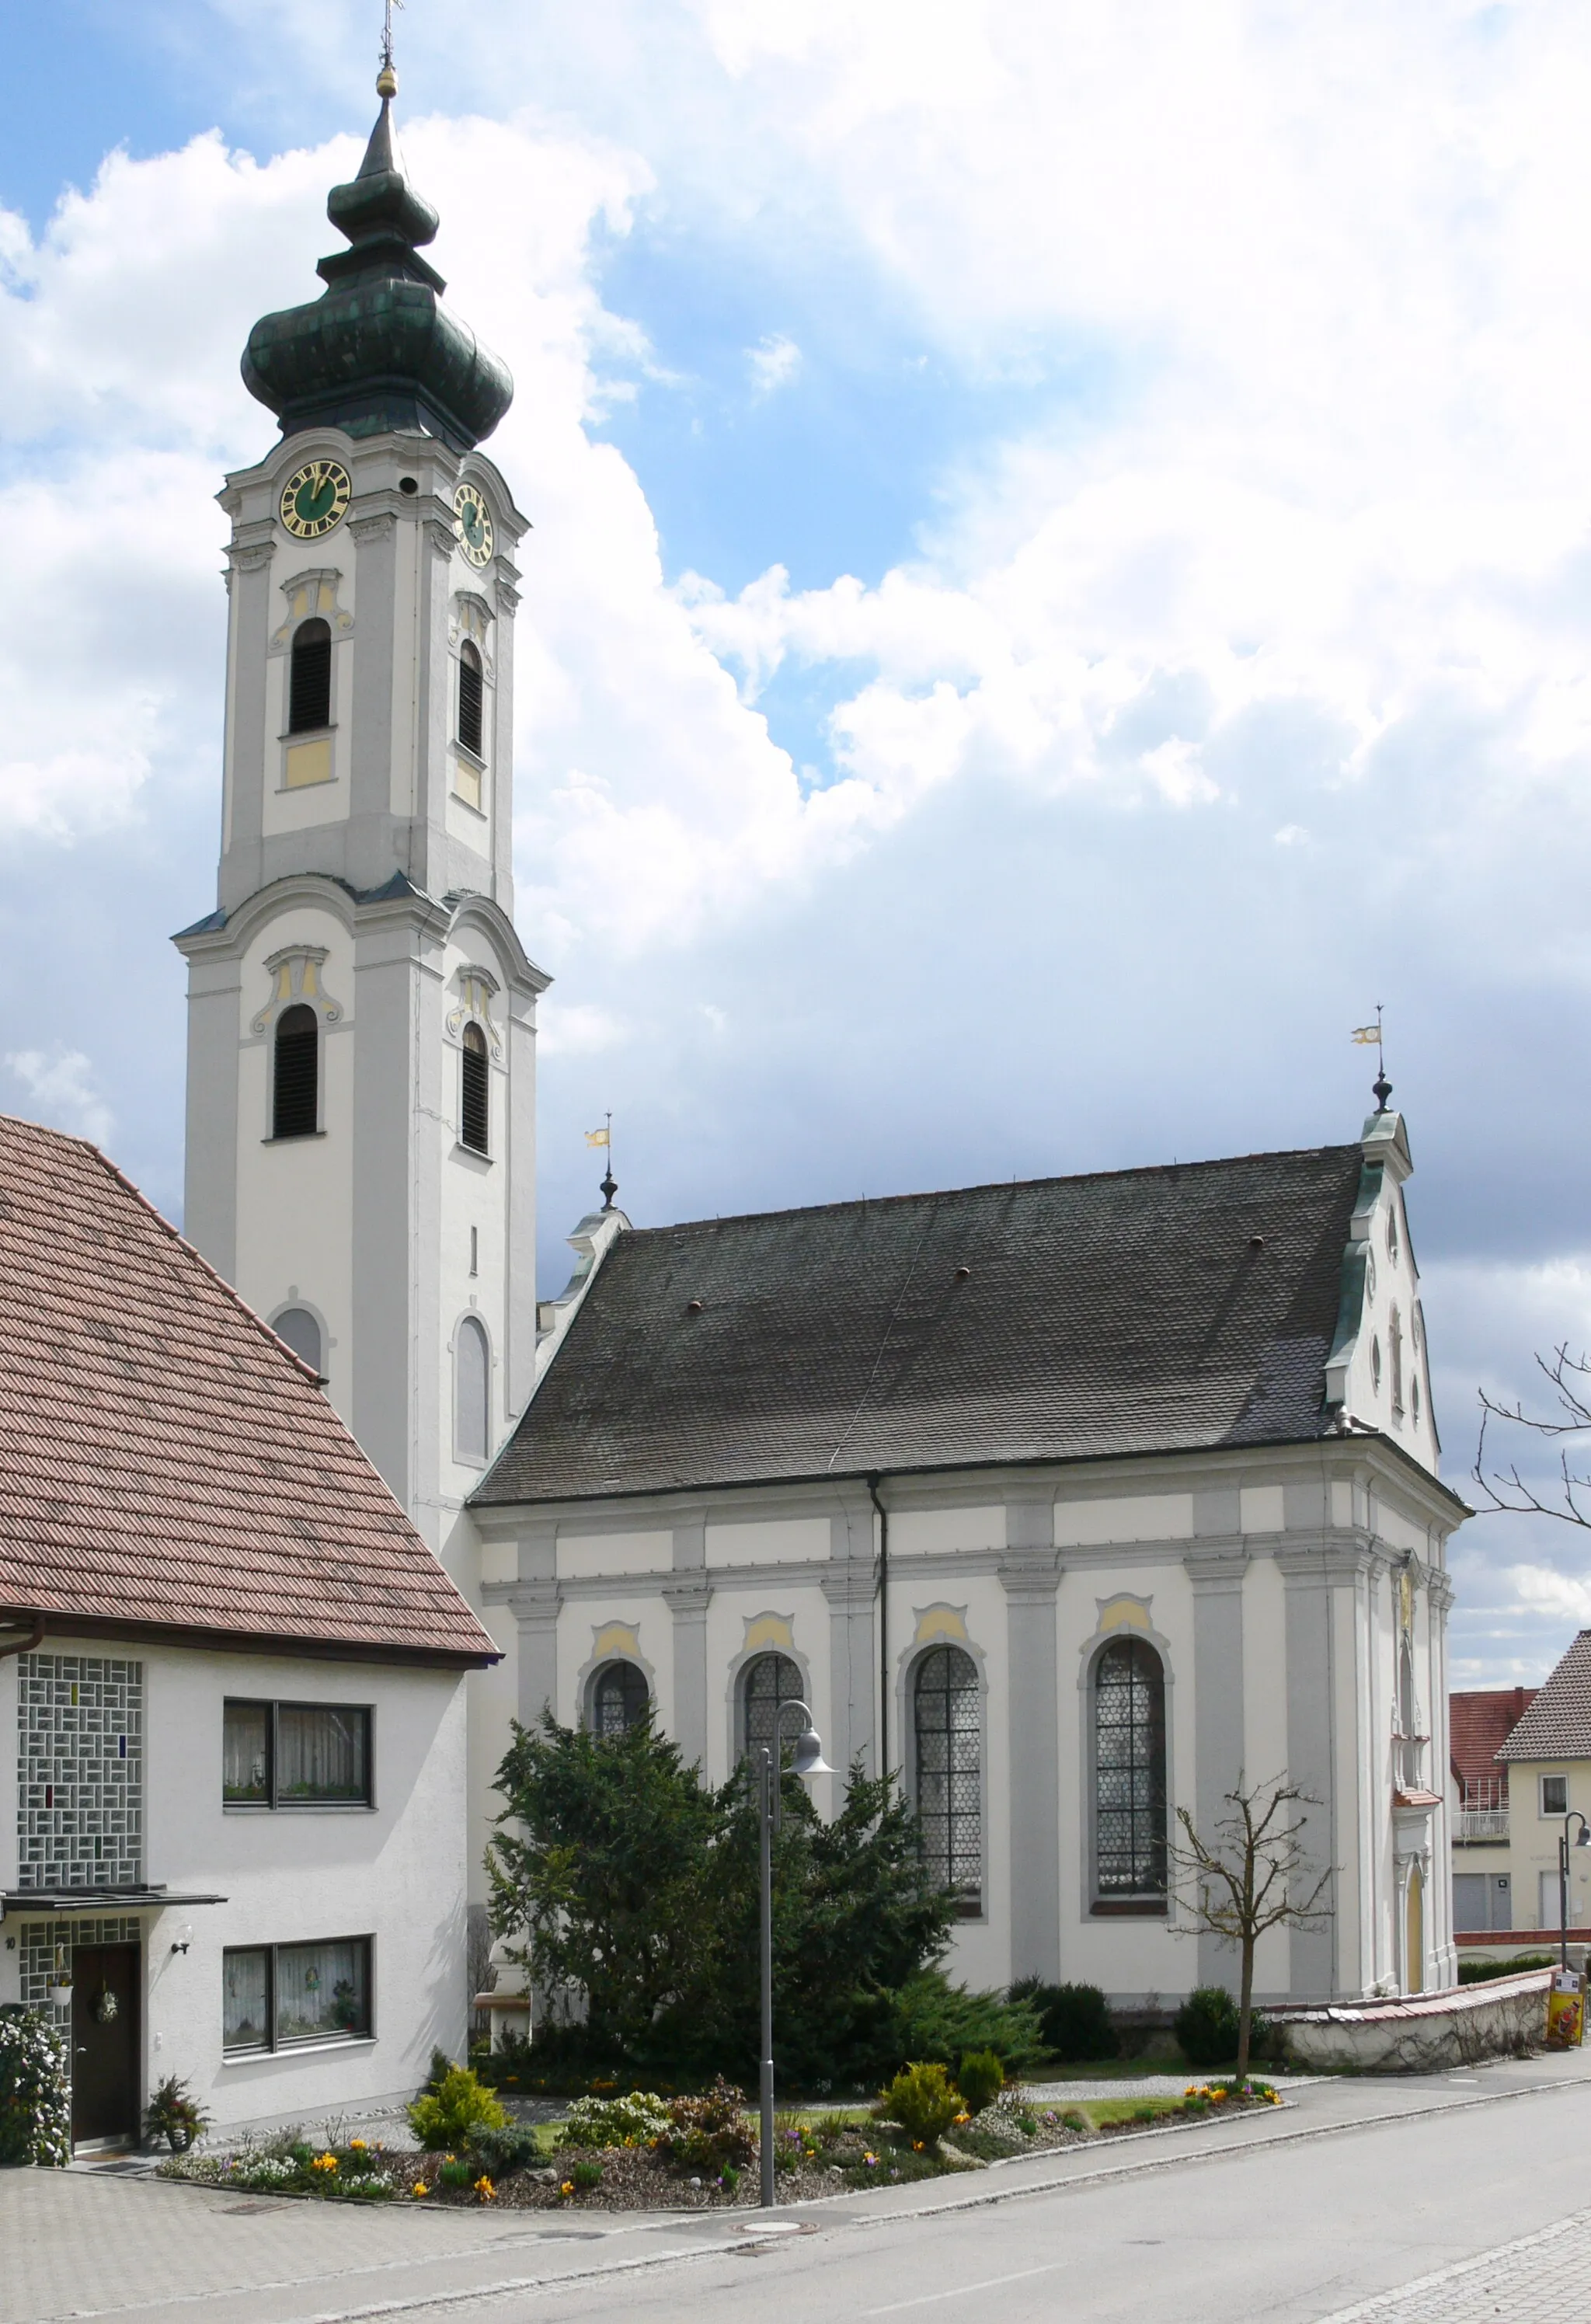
[757,1699,832,2208]
[1557,1810,1591,1971]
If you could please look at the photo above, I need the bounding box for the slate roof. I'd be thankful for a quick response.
[0,1111,496,1664]
[1497,1633,1591,1761]
[1450,1688,1534,1797]
[477,1143,1373,1507]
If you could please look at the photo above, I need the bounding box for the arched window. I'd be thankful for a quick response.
[1094,1637,1167,1899]
[740,1651,803,1765]
[455,1314,489,1463]
[272,1004,319,1139]
[914,1645,981,1915]
[1389,1306,1405,1416]
[591,1660,649,1737]
[272,1305,322,1377]
[458,639,484,758]
[461,1023,489,1155]
[288,618,332,733]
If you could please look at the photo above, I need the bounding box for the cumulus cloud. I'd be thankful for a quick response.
[5,1047,113,1146]
[747,332,801,397]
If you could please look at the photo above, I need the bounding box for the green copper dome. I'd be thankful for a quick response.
[242,85,513,452]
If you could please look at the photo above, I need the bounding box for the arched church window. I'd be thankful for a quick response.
[590,1660,649,1737]
[1093,1636,1168,1900]
[272,1004,319,1140]
[913,1645,981,1915]
[740,1652,803,1765]
[288,618,332,734]
[461,1023,489,1155]
[458,639,484,758]
[455,1314,489,1463]
[272,1305,322,1377]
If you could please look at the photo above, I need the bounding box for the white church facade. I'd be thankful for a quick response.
[168,73,1465,2019]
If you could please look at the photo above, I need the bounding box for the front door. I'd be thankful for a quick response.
[70,1945,141,2147]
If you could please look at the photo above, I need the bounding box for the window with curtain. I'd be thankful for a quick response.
[740,1651,803,1764]
[223,1937,371,2051]
[591,1660,649,1736]
[458,639,484,757]
[455,1315,489,1462]
[914,1645,981,1915]
[461,1023,489,1154]
[272,1004,319,1139]
[288,617,332,733]
[222,1699,372,1809]
[272,1305,322,1375]
[1093,1636,1168,1899]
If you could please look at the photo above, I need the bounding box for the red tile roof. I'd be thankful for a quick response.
[1498,1631,1591,1761]
[1450,1686,1536,1798]
[0,1112,496,1665]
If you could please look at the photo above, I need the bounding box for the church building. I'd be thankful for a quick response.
[172,70,1465,2018]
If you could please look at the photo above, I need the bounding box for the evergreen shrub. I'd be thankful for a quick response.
[407,2067,509,2151]
[877,2061,961,2148]
[1175,1986,1241,2068]
[1008,1977,1119,2062]
[955,2050,1004,2114]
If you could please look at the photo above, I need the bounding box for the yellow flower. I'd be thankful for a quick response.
[952,2112,970,2126]
[560,2179,575,2197]
[349,2138,368,2153]
[1210,2089,1227,2104]
[311,2152,338,2173]
[413,2182,430,2198]
[475,2176,496,2202]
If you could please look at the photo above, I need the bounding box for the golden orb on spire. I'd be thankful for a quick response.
[377,64,398,98]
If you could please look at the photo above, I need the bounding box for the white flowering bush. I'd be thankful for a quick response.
[562,2091,673,2148]
[0,2007,71,2168]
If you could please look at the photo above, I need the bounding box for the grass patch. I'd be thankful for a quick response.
[1078,2096,1190,2128]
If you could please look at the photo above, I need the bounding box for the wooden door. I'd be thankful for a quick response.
[70,1945,141,2147]
[1405,1864,1425,1995]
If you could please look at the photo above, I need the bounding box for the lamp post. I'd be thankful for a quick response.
[757,1698,832,2208]
[1558,1811,1591,1972]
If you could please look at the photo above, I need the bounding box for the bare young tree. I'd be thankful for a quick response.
[1474,1344,1591,1528]
[1170,1776,1333,2082]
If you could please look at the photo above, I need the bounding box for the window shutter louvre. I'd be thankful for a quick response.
[458,642,485,758]
[288,619,332,733]
[461,1023,489,1153]
[273,1005,319,1139]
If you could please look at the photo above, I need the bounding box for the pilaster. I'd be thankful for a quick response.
[1184,1528,1248,1991]
[1000,1496,1060,1982]
[665,1517,711,1771]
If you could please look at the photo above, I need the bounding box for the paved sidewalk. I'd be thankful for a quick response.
[1319,2207,1591,2321]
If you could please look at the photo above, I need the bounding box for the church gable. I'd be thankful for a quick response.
[476,1141,1372,1505]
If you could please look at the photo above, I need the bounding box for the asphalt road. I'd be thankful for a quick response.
[8,2053,1591,2324]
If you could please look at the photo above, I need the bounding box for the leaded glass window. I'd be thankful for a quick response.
[591,1660,649,1737]
[914,1645,981,1915]
[1093,1637,1167,1897]
[741,1652,803,1765]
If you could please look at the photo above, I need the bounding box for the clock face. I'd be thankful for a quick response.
[280,459,352,540]
[454,483,494,567]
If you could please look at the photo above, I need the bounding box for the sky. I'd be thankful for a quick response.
[2,0,1591,1688]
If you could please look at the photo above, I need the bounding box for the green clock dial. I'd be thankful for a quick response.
[454,483,494,568]
[280,459,352,540]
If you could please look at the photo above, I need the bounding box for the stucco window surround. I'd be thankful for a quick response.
[269,568,353,793]
[451,1311,493,1466]
[1077,1602,1176,1919]
[726,1623,813,1773]
[897,1618,990,1925]
[251,946,344,1143]
[573,1622,658,1737]
[269,1299,329,1382]
[448,592,495,815]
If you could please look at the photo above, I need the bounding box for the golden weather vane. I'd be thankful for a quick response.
[1349,1005,1392,1114]
[380,0,404,82]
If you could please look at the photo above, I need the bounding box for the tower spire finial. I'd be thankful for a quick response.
[1351,1005,1391,1113]
[599,1112,618,1212]
[378,0,402,96]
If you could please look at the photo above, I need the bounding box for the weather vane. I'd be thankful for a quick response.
[586,1113,618,1211]
[1350,1005,1391,1113]
[379,0,403,88]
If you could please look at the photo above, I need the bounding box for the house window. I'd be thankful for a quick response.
[913,1645,981,1916]
[458,639,484,758]
[591,1660,649,1737]
[461,1024,489,1155]
[1542,1774,1569,1817]
[223,1936,372,2053]
[223,1701,372,1809]
[455,1315,489,1463]
[272,1305,322,1375]
[1093,1636,1168,1902]
[288,618,332,733]
[272,1005,319,1139]
[740,1651,803,1765]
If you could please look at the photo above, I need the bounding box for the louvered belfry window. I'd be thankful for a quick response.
[288,618,332,733]
[914,1645,982,1915]
[1094,1636,1168,1896]
[458,639,485,758]
[272,1004,319,1139]
[461,1023,489,1154]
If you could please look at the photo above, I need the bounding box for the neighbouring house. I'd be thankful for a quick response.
[0,1112,497,2152]
[1449,1685,1534,1936]
[1488,1632,1591,1947]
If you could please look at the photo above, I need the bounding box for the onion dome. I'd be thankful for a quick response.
[242,72,513,451]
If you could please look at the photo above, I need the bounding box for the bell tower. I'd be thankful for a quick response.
[174,66,547,1574]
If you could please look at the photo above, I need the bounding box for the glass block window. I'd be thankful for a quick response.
[223,1701,371,1809]
[16,1654,143,1890]
[1093,1637,1168,1897]
[740,1652,803,1765]
[223,1937,371,2052]
[590,1661,649,1737]
[914,1645,982,1916]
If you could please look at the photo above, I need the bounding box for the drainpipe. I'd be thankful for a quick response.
[868,1476,889,1779]
[0,1615,44,1664]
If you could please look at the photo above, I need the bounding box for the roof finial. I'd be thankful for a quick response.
[1352,1004,1391,1113]
[586,1113,618,1211]
[377,0,402,97]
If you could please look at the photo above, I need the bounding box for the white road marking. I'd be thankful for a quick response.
[864,2262,1064,2314]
